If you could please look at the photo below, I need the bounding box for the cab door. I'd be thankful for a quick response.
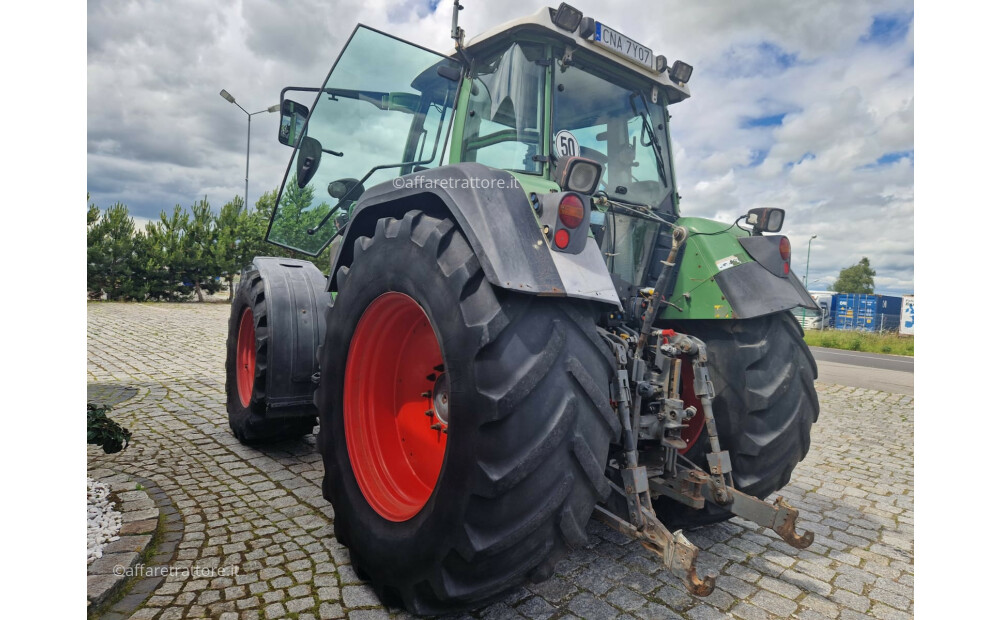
[267,26,462,256]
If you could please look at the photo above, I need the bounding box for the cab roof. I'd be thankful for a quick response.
[461,6,691,104]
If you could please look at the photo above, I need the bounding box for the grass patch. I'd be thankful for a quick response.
[802,329,913,356]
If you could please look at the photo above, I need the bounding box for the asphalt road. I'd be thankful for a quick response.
[809,347,914,373]
[809,346,914,395]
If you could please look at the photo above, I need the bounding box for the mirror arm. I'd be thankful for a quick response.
[323,148,344,157]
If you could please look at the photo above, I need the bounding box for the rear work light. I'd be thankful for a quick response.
[558,194,585,228]
[778,236,791,275]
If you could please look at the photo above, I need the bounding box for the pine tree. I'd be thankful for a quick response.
[88,202,140,300]
[184,198,222,302]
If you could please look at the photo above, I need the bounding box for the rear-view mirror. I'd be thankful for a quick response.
[279,100,309,147]
[746,207,785,234]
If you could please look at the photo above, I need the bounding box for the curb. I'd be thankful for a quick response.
[86,469,161,611]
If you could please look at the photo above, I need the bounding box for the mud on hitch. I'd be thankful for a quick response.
[596,325,813,597]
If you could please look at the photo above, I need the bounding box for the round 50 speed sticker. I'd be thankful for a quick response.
[553,130,579,158]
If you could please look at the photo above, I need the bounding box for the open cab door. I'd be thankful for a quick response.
[266,26,462,256]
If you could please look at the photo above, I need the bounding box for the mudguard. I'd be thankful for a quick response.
[249,257,329,413]
[714,262,817,318]
[329,163,621,309]
[660,217,818,320]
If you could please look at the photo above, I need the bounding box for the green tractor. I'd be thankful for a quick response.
[225,2,820,614]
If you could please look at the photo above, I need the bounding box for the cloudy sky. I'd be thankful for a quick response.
[87,0,913,294]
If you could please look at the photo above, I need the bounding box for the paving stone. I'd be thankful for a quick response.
[342,585,381,607]
[750,590,798,617]
[729,602,771,620]
[831,589,871,612]
[287,597,316,613]
[516,596,555,619]
[319,602,346,619]
[87,573,127,605]
[566,593,617,620]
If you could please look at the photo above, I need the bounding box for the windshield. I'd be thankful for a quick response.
[552,59,672,209]
[266,26,460,255]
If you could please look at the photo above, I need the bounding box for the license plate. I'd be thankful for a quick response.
[593,22,654,70]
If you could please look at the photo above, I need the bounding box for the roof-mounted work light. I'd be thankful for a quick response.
[669,60,694,84]
[551,3,583,32]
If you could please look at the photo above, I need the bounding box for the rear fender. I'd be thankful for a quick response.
[660,217,817,320]
[330,163,621,309]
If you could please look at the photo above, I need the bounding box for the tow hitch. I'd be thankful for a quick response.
[597,225,814,597]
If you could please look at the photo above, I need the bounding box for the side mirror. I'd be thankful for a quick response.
[296,137,322,188]
[746,207,784,234]
[279,100,309,147]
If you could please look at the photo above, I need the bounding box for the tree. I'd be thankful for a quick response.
[831,257,876,294]
[183,198,223,302]
[215,194,272,301]
[88,202,141,300]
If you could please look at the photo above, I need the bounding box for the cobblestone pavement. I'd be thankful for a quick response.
[87,303,914,620]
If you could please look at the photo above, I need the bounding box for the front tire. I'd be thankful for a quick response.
[656,312,819,528]
[225,269,317,444]
[316,211,619,614]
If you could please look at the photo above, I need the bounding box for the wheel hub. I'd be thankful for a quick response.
[432,374,449,426]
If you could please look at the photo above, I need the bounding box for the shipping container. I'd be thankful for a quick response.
[834,294,903,332]
[899,295,914,335]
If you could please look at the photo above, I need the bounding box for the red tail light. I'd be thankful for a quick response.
[558,194,585,228]
[554,229,570,249]
[778,236,791,275]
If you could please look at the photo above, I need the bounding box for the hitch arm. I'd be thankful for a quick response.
[713,488,814,549]
[593,502,716,596]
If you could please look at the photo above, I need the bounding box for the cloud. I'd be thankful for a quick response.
[87,0,913,294]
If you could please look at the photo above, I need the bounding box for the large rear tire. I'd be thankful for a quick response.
[225,269,317,444]
[316,211,619,615]
[655,312,819,529]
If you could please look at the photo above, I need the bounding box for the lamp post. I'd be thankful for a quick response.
[801,235,817,328]
[803,235,817,288]
[220,89,279,211]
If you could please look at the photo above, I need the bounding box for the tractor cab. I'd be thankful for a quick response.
[265,5,695,281]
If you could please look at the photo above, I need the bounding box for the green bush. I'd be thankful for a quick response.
[87,404,132,454]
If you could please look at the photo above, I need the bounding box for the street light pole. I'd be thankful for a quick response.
[801,235,817,328]
[804,235,817,288]
[219,89,279,211]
